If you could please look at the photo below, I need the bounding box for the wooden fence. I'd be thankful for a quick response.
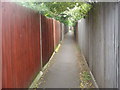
[0,2,65,88]
[41,16,62,66]
[53,19,61,49]
[2,2,41,88]
[41,15,54,66]
[75,2,119,88]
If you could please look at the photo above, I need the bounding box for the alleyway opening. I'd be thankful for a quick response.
[30,30,95,88]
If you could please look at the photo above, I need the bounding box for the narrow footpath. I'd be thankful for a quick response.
[37,30,93,88]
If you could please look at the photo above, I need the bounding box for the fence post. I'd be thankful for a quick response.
[39,15,43,69]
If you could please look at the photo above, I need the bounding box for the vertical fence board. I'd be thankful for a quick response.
[2,2,41,88]
[41,16,61,66]
[41,15,47,66]
[2,3,14,88]
[41,16,55,66]
[53,19,55,49]
[53,20,61,48]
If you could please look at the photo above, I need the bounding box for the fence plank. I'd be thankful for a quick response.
[41,16,55,66]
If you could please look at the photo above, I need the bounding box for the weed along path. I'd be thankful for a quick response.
[34,31,95,88]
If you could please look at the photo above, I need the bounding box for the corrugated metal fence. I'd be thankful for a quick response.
[0,2,65,88]
[75,2,119,88]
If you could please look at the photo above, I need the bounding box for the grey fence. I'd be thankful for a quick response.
[75,2,119,88]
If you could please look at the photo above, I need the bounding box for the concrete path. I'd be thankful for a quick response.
[39,31,81,88]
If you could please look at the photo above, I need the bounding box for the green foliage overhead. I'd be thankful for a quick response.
[19,2,92,26]
[44,2,83,14]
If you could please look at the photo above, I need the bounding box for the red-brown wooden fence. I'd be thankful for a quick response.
[2,2,41,88]
[53,20,61,49]
[1,2,64,88]
[41,15,62,66]
[41,15,55,66]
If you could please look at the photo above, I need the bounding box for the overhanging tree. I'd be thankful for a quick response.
[19,2,92,26]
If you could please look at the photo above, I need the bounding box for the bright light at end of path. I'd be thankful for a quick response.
[69,30,72,33]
